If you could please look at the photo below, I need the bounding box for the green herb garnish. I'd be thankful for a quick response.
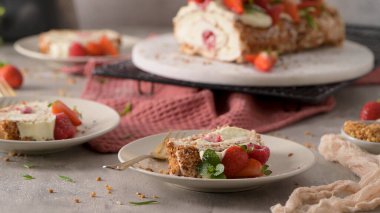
[197,149,226,179]
[262,164,272,176]
[47,103,52,107]
[305,14,316,29]
[22,174,35,180]
[119,103,132,116]
[129,200,159,206]
[59,175,75,183]
[23,163,34,169]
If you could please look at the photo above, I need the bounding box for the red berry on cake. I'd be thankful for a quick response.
[51,100,82,126]
[248,144,270,165]
[360,101,380,120]
[202,30,216,50]
[222,145,249,178]
[85,42,103,56]
[234,158,263,178]
[69,42,87,57]
[54,113,77,140]
[0,64,23,89]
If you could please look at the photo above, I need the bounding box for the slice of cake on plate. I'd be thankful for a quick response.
[39,29,121,58]
[166,126,271,179]
[174,0,345,67]
[0,100,82,141]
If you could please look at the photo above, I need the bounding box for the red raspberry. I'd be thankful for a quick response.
[202,30,216,50]
[54,113,77,140]
[69,42,86,57]
[248,144,270,165]
[222,146,249,178]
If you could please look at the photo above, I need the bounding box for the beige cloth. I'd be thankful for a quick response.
[271,134,380,213]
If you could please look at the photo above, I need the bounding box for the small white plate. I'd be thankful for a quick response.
[341,126,380,154]
[0,96,120,154]
[118,130,316,192]
[14,34,141,65]
[132,34,374,87]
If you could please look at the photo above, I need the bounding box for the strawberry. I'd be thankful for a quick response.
[0,64,23,89]
[222,146,249,178]
[255,0,270,11]
[268,4,285,25]
[223,0,244,14]
[51,100,82,126]
[234,158,263,178]
[248,144,270,165]
[284,1,300,23]
[69,42,87,57]
[85,42,103,56]
[54,113,77,140]
[360,101,380,120]
[99,36,119,56]
[251,51,278,72]
[244,54,257,64]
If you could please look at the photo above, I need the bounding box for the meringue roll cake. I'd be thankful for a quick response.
[173,0,345,63]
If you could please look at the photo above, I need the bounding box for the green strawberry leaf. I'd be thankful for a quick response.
[212,173,227,179]
[262,164,272,176]
[202,149,221,166]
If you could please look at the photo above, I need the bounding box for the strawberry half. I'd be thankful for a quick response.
[223,0,244,14]
[222,146,249,178]
[246,51,278,72]
[234,158,263,178]
[360,101,380,120]
[69,42,87,57]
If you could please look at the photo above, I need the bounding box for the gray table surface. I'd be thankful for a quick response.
[0,27,378,213]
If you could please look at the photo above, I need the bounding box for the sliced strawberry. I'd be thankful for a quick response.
[360,101,380,120]
[234,158,263,178]
[223,0,244,14]
[69,42,87,57]
[268,4,285,25]
[54,113,77,140]
[85,42,103,56]
[244,54,257,64]
[202,30,216,50]
[298,0,323,9]
[222,146,249,178]
[99,36,119,56]
[51,100,82,126]
[284,2,300,23]
[252,51,278,72]
[0,64,23,89]
[248,144,270,165]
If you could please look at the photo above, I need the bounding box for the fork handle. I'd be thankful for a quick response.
[116,154,152,170]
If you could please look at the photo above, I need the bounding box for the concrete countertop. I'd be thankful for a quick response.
[0,27,378,213]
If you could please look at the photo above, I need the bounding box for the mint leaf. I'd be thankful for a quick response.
[59,175,75,183]
[262,165,272,176]
[212,173,227,179]
[23,163,34,169]
[305,14,316,29]
[213,164,224,176]
[119,103,132,116]
[22,174,34,180]
[129,200,159,206]
[198,162,212,179]
[202,149,221,166]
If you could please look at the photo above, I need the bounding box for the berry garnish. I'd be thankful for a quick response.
[69,42,87,57]
[360,101,380,120]
[248,144,270,165]
[234,158,263,178]
[245,51,278,72]
[54,113,77,140]
[222,146,249,178]
[202,30,216,50]
[223,0,244,14]
[203,133,222,142]
[0,64,23,89]
[51,100,82,126]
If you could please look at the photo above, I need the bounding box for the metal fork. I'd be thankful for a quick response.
[102,131,184,171]
[0,80,16,97]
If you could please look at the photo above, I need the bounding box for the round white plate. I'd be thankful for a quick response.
[118,130,316,192]
[132,34,374,87]
[14,34,140,65]
[0,96,120,154]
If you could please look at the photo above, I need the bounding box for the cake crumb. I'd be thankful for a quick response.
[343,120,380,142]
[106,184,112,194]
[304,131,314,137]
[48,188,54,193]
[8,151,17,157]
[3,156,10,162]
[96,177,102,181]
[152,195,159,199]
[66,77,76,85]
[303,142,315,149]
[288,153,294,157]
[74,198,80,203]
[145,167,154,172]
[136,192,146,199]
[90,192,96,198]
[116,200,122,205]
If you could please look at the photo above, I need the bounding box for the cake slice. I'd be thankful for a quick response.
[0,100,81,141]
[174,0,345,63]
[166,126,271,179]
[39,29,121,58]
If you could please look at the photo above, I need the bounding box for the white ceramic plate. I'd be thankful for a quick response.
[118,130,316,192]
[341,125,380,154]
[132,34,374,87]
[14,34,141,65]
[0,96,120,154]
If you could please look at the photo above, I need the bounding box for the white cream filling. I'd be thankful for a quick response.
[0,101,56,140]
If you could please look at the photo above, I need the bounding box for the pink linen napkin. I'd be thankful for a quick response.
[77,60,379,153]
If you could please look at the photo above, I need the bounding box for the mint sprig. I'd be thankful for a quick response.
[262,164,272,176]
[198,149,226,179]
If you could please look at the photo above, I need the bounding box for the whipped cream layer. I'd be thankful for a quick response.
[0,101,55,140]
[174,126,262,160]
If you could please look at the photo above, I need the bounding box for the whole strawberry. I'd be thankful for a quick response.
[360,101,380,120]
[222,146,249,178]
[0,64,23,89]
[248,144,270,165]
[69,42,87,57]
